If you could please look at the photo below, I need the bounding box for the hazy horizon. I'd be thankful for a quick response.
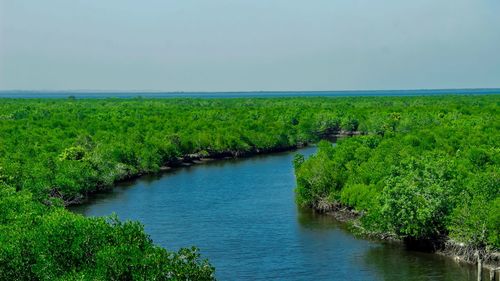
[1,0,500,91]
[1,87,500,93]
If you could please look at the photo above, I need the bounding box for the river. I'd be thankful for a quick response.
[71,146,476,280]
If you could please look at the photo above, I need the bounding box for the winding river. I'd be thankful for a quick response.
[71,146,476,280]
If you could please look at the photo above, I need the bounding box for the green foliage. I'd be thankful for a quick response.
[340,184,378,211]
[292,153,305,169]
[448,170,500,249]
[0,98,369,200]
[379,157,455,239]
[0,96,379,279]
[0,95,499,278]
[449,195,499,249]
[59,146,87,161]
[294,95,500,249]
[294,142,338,207]
[0,186,214,280]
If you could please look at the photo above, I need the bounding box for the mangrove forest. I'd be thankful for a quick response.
[0,95,498,280]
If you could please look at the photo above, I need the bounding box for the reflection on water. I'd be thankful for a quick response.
[363,243,476,281]
[71,146,475,281]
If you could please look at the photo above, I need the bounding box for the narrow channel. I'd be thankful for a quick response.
[71,146,476,280]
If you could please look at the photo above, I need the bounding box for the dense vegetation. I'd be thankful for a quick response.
[0,97,366,202]
[0,97,370,280]
[0,187,214,280]
[294,95,499,255]
[0,95,498,278]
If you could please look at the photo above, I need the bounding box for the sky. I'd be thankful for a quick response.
[0,0,499,92]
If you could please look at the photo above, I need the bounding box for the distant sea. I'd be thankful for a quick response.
[0,89,499,99]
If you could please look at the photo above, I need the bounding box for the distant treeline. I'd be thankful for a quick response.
[0,96,498,279]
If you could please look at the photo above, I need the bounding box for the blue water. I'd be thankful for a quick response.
[1,88,499,98]
[71,146,476,280]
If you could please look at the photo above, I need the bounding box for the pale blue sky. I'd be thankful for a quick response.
[1,0,499,91]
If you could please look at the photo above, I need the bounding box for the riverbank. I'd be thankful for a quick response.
[61,142,310,206]
[72,144,478,281]
[71,131,498,280]
[62,131,359,207]
[310,200,500,280]
[4,96,497,280]
[65,126,499,279]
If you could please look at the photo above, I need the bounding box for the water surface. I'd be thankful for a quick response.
[2,88,499,98]
[72,146,476,280]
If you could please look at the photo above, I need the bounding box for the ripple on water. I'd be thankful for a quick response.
[71,146,476,281]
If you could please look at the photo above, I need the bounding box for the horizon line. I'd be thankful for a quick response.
[1,87,500,94]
